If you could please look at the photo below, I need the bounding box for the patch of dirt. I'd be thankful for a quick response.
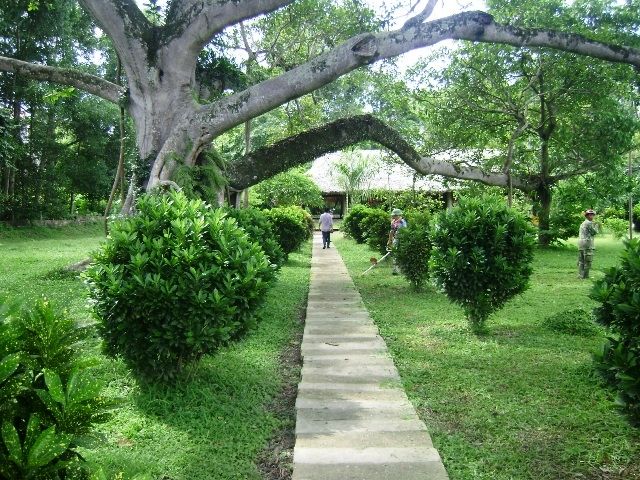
[257,312,304,480]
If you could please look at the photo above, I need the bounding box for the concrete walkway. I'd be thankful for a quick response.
[292,232,449,480]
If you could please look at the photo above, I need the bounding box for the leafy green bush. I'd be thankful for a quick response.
[0,298,114,479]
[364,189,443,214]
[222,206,286,269]
[548,181,592,244]
[252,169,323,209]
[591,239,640,421]
[430,196,536,332]
[602,206,626,220]
[85,191,274,382]
[603,217,629,240]
[264,206,313,258]
[342,204,372,243]
[394,211,431,290]
[541,308,602,337]
[361,208,390,255]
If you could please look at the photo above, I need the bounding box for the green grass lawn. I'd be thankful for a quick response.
[0,224,310,479]
[0,223,105,319]
[334,232,640,480]
[4,223,639,479]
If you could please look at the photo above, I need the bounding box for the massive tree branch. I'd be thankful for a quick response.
[78,0,150,74]
[0,56,125,104]
[155,11,640,186]
[165,0,295,66]
[226,115,537,192]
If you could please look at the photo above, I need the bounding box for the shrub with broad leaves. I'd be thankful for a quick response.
[591,238,640,422]
[263,206,313,258]
[430,195,536,333]
[222,206,286,269]
[394,211,431,290]
[342,205,373,243]
[85,191,275,383]
[0,298,114,479]
[360,208,390,255]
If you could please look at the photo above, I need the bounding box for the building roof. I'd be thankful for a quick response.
[307,150,451,193]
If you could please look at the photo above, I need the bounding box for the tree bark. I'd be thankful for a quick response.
[536,181,553,246]
[1,5,639,201]
[226,115,538,191]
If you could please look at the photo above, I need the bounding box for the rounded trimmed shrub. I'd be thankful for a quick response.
[361,208,390,255]
[430,196,536,332]
[264,206,313,258]
[222,206,286,269]
[342,205,373,243]
[85,191,274,382]
[395,210,431,290]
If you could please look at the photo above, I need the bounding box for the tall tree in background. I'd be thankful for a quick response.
[412,41,637,244]
[0,1,122,222]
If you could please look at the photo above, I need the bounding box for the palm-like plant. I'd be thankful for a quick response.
[331,151,378,214]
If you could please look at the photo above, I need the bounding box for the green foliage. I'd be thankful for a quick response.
[195,51,247,102]
[0,297,113,479]
[360,208,390,255]
[541,308,602,337]
[252,169,323,210]
[394,211,431,290]
[173,149,227,203]
[430,195,537,332]
[364,189,444,214]
[331,152,378,208]
[602,206,627,220]
[548,181,589,244]
[85,191,275,383]
[342,204,373,243]
[263,206,313,258]
[591,238,640,421]
[603,217,630,240]
[222,206,286,269]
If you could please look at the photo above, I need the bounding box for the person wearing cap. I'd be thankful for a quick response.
[578,209,598,279]
[387,208,407,275]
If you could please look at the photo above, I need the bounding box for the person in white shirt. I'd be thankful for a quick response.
[319,207,334,249]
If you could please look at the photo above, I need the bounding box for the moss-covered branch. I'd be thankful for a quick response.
[226,115,537,191]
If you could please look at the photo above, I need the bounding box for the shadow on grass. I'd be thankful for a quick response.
[92,348,287,480]
[283,257,308,269]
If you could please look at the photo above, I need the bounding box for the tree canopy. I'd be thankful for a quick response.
[0,0,639,215]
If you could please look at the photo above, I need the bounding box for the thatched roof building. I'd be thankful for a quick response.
[307,150,454,216]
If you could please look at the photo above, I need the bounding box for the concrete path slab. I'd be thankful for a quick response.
[292,232,448,480]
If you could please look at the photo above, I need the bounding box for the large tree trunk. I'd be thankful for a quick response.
[535,70,556,246]
[536,181,553,247]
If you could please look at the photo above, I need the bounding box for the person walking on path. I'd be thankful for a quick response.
[387,208,407,275]
[578,209,598,279]
[319,207,334,249]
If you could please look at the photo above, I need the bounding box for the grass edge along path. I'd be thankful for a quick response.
[334,232,640,480]
[1,225,310,480]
